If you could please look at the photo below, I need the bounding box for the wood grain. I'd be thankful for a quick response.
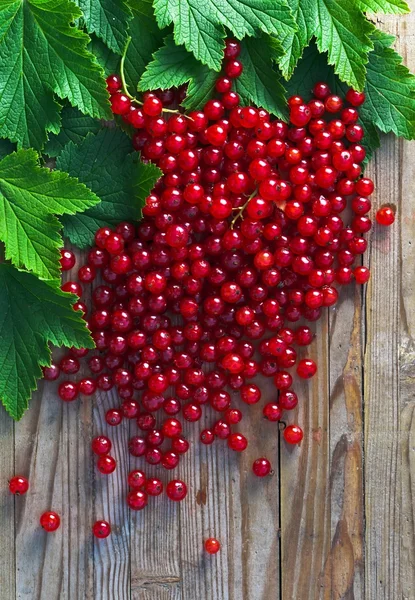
[1,10,415,600]
[13,375,94,600]
[280,315,331,600]
[93,388,131,600]
[179,375,280,600]
[326,286,364,600]
[0,409,15,598]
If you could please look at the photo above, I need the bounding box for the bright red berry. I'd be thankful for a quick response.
[252,458,272,477]
[205,537,221,554]
[9,476,29,495]
[284,425,304,445]
[40,511,60,532]
[97,455,117,474]
[93,520,111,538]
[166,480,187,501]
[376,206,395,226]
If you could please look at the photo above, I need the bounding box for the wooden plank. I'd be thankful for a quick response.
[0,408,15,599]
[396,9,415,597]
[132,582,181,600]
[13,377,94,600]
[93,388,131,600]
[280,315,331,599]
[326,286,364,599]
[179,378,280,600]
[399,130,415,600]
[128,424,181,600]
[363,10,415,598]
[363,132,402,600]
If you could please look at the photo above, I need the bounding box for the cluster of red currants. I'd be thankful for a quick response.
[21,39,394,545]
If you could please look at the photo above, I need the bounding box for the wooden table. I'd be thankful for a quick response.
[1,10,415,600]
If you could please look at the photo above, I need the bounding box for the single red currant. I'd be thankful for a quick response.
[376,206,395,226]
[284,425,304,445]
[9,476,29,495]
[166,480,187,501]
[204,537,221,554]
[40,511,60,532]
[91,436,112,456]
[93,520,111,538]
[252,458,272,477]
[97,455,117,474]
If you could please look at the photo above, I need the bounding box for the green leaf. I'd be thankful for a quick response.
[139,35,217,111]
[285,42,335,100]
[0,149,100,280]
[234,36,288,120]
[45,107,103,158]
[282,0,373,91]
[278,0,315,79]
[88,34,120,76]
[361,31,415,139]
[312,0,374,91]
[0,139,16,160]
[153,0,297,71]
[134,160,163,208]
[124,0,165,93]
[75,0,132,54]
[358,116,380,163]
[356,0,410,14]
[0,264,94,420]
[57,129,162,247]
[0,0,111,150]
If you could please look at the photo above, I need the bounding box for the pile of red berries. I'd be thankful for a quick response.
[12,39,395,545]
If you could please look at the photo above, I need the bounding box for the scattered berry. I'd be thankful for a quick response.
[252,458,272,477]
[97,455,117,474]
[9,476,29,495]
[40,511,60,532]
[93,520,111,538]
[204,537,221,554]
[376,206,395,226]
[284,425,304,445]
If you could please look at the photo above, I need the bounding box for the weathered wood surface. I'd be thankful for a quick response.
[1,10,415,600]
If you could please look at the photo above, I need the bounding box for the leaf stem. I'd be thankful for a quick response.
[230,189,258,229]
[119,35,191,119]
[120,36,134,100]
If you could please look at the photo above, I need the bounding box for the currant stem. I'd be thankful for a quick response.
[120,36,134,100]
[119,36,191,119]
[230,190,258,229]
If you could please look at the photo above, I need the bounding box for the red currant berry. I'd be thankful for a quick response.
[127,490,148,510]
[252,458,272,477]
[204,537,221,554]
[97,455,117,474]
[227,432,248,452]
[376,206,395,226]
[106,74,121,93]
[144,478,163,496]
[40,511,60,532]
[43,364,60,381]
[354,266,370,284]
[166,479,187,501]
[296,358,317,379]
[91,436,112,456]
[110,93,131,115]
[58,381,78,402]
[345,89,366,106]
[60,249,76,271]
[284,425,304,445]
[128,470,146,489]
[9,476,29,495]
[93,520,111,538]
[263,402,282,421]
